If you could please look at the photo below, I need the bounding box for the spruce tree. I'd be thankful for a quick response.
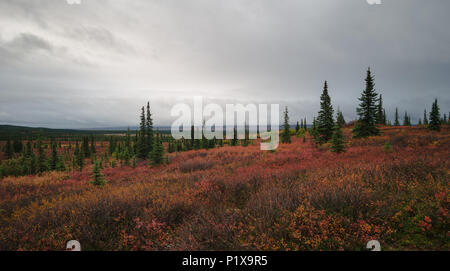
[403,112,411,126]
[81,136,90,158]
[151,133,164,165]
[330,124,346,153]
[167,140,175,153]
[281,106,292,144]
[232,127,238,146]
[201,120,209,149]
[56,156,65,172]
[50,139,58,170]
[30,152,37,174]
[5,138,13,159]
[146,102,154,153]
[423,109,429,125]
[317,81,334,143]
[376,94,384,125]
[137,106,147,159]
[336,108,346,128]
[296,121,300,133]
[243,123,249,147]
[37,135,47,173]
[394,108,400,126]
[108,136,114,155]
[353,68,380,138]
[90,159,106,186]
[121,147,131,166]
[25,141,33,157]
[310,117,319,144]
[74,142,84,172]
[90,135,96,154]
[429,99,441,131]
[125,128,132,151]
[13,138,23,153]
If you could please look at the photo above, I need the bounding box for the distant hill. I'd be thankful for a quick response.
[0,124,174,140]
[0,125,126,140]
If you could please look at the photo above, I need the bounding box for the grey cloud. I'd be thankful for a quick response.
[8,33,53,53]
[0,0,449,128]
[0,33,53,64]
[65,26,136,55]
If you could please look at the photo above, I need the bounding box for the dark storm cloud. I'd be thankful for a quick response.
[0,0,449,128]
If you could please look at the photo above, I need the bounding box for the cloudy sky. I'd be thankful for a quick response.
[0,0,449,128]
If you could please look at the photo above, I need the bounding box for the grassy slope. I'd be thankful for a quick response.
[0,126,448,251]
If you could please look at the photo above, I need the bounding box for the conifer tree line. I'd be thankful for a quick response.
[0,69,448,178]
[281,67,446,153]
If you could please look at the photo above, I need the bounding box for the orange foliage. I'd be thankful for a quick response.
[0,126,448,250]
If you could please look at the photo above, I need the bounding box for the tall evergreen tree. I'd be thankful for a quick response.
[394,108,400,126]
[146,102,154,153]
[296,121,300,133]
[137,106,147,159]
[353,68,380,138]
[281,106,292,144]
[317,81,334,143]
[429,99,441,131]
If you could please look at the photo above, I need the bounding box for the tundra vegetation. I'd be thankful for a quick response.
[0,68,448,251]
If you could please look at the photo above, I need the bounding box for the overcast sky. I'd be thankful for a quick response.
[0,0,449,128]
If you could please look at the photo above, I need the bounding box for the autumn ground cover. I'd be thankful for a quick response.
[0,126,448,251]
